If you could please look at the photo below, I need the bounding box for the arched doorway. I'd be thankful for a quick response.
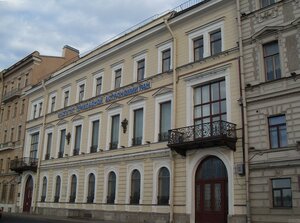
[195,156,228,223]
[23,175,33,212]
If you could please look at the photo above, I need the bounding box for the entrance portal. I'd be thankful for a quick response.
[23,175,33,212]
[195,156,228,223]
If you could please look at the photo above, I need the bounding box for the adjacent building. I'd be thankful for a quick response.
[0,46,79,213]
[240,0,300,222]
[11,0,248,222]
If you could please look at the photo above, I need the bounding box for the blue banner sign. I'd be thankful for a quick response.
[58,81,151,119]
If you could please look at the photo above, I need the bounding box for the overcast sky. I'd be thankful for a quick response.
[0,0,185,70]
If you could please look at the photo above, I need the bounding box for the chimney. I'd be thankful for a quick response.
[62,45,79,62]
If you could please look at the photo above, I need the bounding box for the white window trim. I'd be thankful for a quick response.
[48,92,57,113]
[56,124,67,158]
[125,163,144,208]
[92,71,104,97]
[30,98,44,120]
[83,169,98,203]
[133,53,147,82]
[128,101,146,146]
[103,166,119,204]
[76,79,87,102]
[43,128,54,160]
[188,20,224,62]
[157,42,173,73]
[87,114,101,153]
[152,160,171,206]
[106,107,122,150]
[154,93,173,142]
[66,170,79,203]
[62,86,71,108]
[185,66,231,126]
[39,174,49,201]
[111,63,123,90]
[71,119,84,156]
[51,172,63,202]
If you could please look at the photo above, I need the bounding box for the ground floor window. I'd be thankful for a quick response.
[272,178,292,208]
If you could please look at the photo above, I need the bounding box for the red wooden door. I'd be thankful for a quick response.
[23,176,33,212]
[195,156,228,223]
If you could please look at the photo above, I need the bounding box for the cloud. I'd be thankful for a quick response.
[0,0,184,70]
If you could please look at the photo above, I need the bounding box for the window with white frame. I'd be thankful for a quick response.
[158,42,173,73]
[129,101,145,146]
[93,72,103,96]
[157,167,170,205]
[54,176,61,202]
[58,129,66,158]
[69,174,77,203]
[96,77,102,95]
[107,171,116,204]
[63,88,70,108]
[263,41,281,81]
[110,115,120,149]
[111,63,123,90]
[78,84,85,102]
[30,132,39,159]
[73,125,82,156]
[38,102,43,117]
[137,59,145,81]
[130,169,141,204]
[260,0,276,8]
[87,173,95,203]
[188,20,224,62]
[31,99,44,120]
[114,69,122,89]
[90,120,99,153]
[49,94,56,113]
[45,132,52,160]
[41,177,47,202]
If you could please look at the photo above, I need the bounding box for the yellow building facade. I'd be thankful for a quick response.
[14,0,247,222]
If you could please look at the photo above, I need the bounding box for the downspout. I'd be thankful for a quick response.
[164,16,177,223]
[236,1,251,223]
[32,80,48,213]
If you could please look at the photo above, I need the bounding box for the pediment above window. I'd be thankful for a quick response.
[71,114,84,122]
[127,95,147,105]
[45,124,54,129]
[251,26,283,40]
[106,102,123,110]
[152,87,173,97]
[56,119,68,126]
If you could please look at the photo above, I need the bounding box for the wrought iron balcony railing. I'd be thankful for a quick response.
[10,157,38,173]
[2,89,22,103]
[0,141,21,151]
[168,120,237,156]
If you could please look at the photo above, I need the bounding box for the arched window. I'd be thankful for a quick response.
[158,167,170,205]
[69,174,77,203]
[107,172,116,204]
[54,176,61,203]
[87,173,95,203]
[41,177,47,202]
[130,169,141,204]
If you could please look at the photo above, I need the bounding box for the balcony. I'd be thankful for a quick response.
[168,120,237,156]
[10,157,38,173]
[2,89,22,103]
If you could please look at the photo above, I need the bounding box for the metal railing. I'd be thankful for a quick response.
[2,89,22,103]
[168,120,237,145]
[10,157,38,172]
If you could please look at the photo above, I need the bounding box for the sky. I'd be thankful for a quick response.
[0,0,185,71]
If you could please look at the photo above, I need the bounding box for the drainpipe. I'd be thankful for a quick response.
[32,80,49,213]
[236,1,251,223]
[164,16,177,223]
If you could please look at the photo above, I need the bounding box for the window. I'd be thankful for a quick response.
[268,115,287,149]
[1,184,7,202]
[0,159,3,173]
[137,59,145,81]
[91,120,99,153]
[69,175,77,203]
[162,49,171,72]
[194,36,204,61]
[87,173,95,203]
[38,102,43,117]
[30,132,39,159]
[21,99,25,114]
[96,77,102,95]
[73,125,82,155]
[4,130,7,143]
[194,80,226,126]
[13,103,17,117]
[78,84,85,102]
[7,106,10,120]
[130,170,141,204]
[110,115,120,149]
[18,126,22,141]
[10,128,14,142]
[6,158,10,173]
[41,177,47,202]
[132,108,143,146]
[263,41,281,81]
[9,184,15,203]
[114,69,122,89]
[210,29,222,56]
[272,178,292,208]
[107,172,116,204]
[159,101,171,142]
[33,104,37,119]
[0,109,3,122]
[58,129,66,158]
[157,167,170,205]
[54,176,61,203]
[45,133,52,160]
[261,0,276,7]
[64,90,69,107]
[17,78,21,89]
[25,74,28,86]
[50,96,56,112]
